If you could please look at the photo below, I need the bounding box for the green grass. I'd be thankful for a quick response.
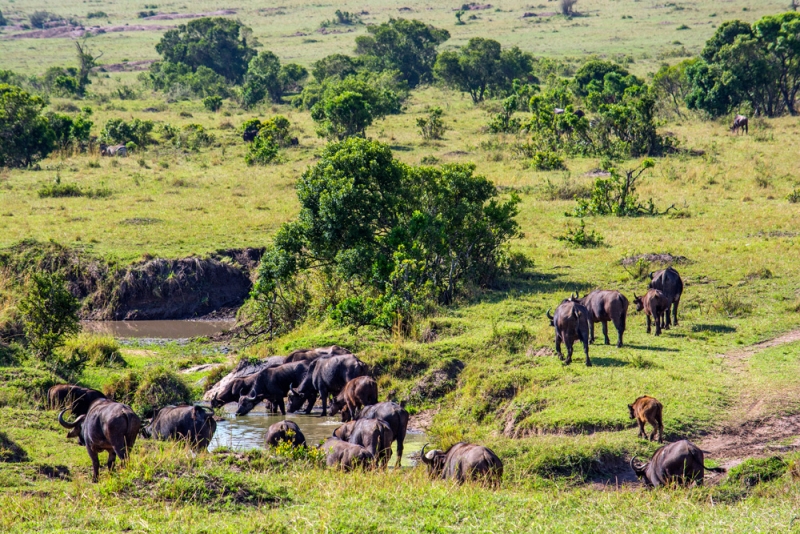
[2,0,800,530]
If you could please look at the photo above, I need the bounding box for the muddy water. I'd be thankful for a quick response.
[209,404,428,467]
[82,320,234,339]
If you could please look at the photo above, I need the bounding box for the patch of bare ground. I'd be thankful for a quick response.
[721,329,800,367]
[409,408,438,433]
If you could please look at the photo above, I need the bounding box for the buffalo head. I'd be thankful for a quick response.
[630,456,650,485]
[287,389,305,413]
[210,393,225,409]
[627,404,636,420]
[419,443,446,475]
[546,309,555,327]
[235,389,259,416]
[632,293,645,312]
[58,410,86,444]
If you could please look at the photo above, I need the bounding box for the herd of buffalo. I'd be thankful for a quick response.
[49,265,726,487]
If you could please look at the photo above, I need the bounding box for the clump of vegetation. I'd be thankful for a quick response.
[539,175,590,201]
[102,371,139,405]
[241,51,308,107]
[37,179,111,199]
[17,272,82,381]
[29,11,64,29]
[712,289,753,317]
[203,95,223,112]
[138,10,157,18]
[134,366,192,417]
[245,116,292,165]
[704,456,787,503]
[64,334,125,368]
[531,151,566,171]
[101,118,155,147]
[169,124,215,151]
[417,107,446,140]
[557,219,605,248]
[251,137,520,337]
[321,10,362,28]
[0,85,55,168]
[87,11,107,19]
[787,189,800,203]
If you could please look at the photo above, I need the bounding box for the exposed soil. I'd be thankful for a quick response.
[409,408,438,433]
[5,24,172,40]
[141,10,236,21]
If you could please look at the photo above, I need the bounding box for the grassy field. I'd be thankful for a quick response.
[2,0,800,531]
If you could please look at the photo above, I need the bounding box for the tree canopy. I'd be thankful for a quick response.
[0,84,54,168]
[155,17,256,83]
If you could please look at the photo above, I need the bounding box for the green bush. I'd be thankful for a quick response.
[172,124,215,151]
[0,84,55,168]
[203,95,223,112]
[101,118,155,147]
[531,151,566,171]
[103,371,140,405]
[417,107,446,141]
[133,366,192,417]
[64,334,125,368]
[787,189,800,203]
[245,135,279,165]
[557,219,605,248]
[37,180,112,199]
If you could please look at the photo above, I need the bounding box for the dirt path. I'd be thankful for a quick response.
[720,329,800,366]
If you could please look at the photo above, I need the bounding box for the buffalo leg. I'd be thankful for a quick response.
[654,312,662,336]
[589,322,595,344]
[555,336,564,361]
[304,393,317,415]
[277,397,286,416]
[581,333,591,367]
[638,420,646,439]
[106,450,117,471]
[395,440,403,468]
[320,388,329,416]
[602,321,610,345]
[88,447,101,483]
[646,314,652,334]
[565,342,573,365]
[614,316,625,348]
[672,301,679,327]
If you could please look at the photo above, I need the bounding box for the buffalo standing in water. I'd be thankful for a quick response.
[420,442,503,485]
[288,354,367,416]
[356,401,409,468]
[631,440,724,487]
[547,294,591,366]
[141,405,217,451]
[329,376,378,422]
[333,419,393,466]
[58,399,141,483]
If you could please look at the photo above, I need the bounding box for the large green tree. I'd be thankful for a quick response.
[241,51,308,107]
[155,17,256,83]
[0,84,54,168]
[355,19,450,87]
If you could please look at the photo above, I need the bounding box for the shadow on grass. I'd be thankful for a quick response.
[587,356,630,368]
[624,344,680,352]
[476,272,595,305]
[0,431,29,463]
[691,324,737,334]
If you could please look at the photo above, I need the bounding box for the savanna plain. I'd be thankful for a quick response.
[1,0,800,532]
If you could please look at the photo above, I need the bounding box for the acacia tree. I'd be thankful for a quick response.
[155,17,256,83]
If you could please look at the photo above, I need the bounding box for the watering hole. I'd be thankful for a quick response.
[82,320,234,339]
[209,404,428,467]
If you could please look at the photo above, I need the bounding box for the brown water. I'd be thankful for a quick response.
[82,320,234,339]
[209,403,428,467]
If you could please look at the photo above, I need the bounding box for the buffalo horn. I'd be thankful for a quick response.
[546,309,554,320]
[633,292,637,300]
[630,455,643,473]
[58,410,84,429]
[248,388,258,399]
[420,443,432,465]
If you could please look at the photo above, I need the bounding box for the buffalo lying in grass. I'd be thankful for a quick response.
[420,442,503,485]
[631,440,724,487]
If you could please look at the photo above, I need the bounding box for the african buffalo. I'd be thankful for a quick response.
[547,294,591,366]
[356,401,409,468]
[265,420,306,448]
[288,354,367,416]
[58,399,141,483]
[420,442,503,485]
[731,114,748,135]
[319,438,374,470]
[628,395,664,443]
[100,143,127,157]
[141,405,217,451]
[631,440,724,487]
[649,267,683,327]
[48,385,106,416]
[633,289,669,335]
[333,419,393,466]
[576,290,629,347]
[235,360,312,416]
[329,376,378,422]
[207,356,287,408]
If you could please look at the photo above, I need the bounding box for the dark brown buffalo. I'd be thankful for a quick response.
[633,289,669,335]
[546,295,591,366]
[48,385,106,416]
[577,290,629,347]
[420,442,503,485]
[333,419,393,466]
[631,440,724,487]
[356,401,409,468]
[264,420,306,448]
[235,360,312,416]
[284,345,352,363]
[628,395,664,443]
[731,114,748,135]
[329,376,378,422]
[141,405,217,451]
[58,399,141,482]
[319,438,374,470]
[649,267,683,328]
[208,356,287,408]
[288,354,367,416]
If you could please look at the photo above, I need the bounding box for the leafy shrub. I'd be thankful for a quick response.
[29,11,63,29]
[203,95,223,112]
[557,219,605,248]
[87,11,107,19]
[0,85,55,168]
[531,151,566,171]
[787,189,800,203]
[64,334,125,367]
[572,159,669,217]
[103,371,139,405]
[311,90,375,139]
[417,107,447,140]
[539,175,590,200]
[204,364,232,391]
[241,51,308,107]
[172,124,215,151]
[138,10,156,18]
[0,10,6,27]
[133,366,192,417]
[712,289,753,318]
[18,273,81,379]
[257,115,292,147]
[101,118,155,147]
[245,135,279,165]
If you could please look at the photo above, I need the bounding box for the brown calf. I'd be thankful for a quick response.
[628,395,664,443]
[329,376,378,422]
[633,289,669,336]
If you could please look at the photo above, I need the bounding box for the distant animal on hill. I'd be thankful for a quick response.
[100,143,127,157]
[546,294,591,366]
[648,267,683,328]
[731,114,748,135]
[58,399,141,483]
[329,376,378,422]
[631,440,724,487]
[420,442,503,485]
[575,290,629,347]
[628,395,664,443]
[633,289,669,336]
